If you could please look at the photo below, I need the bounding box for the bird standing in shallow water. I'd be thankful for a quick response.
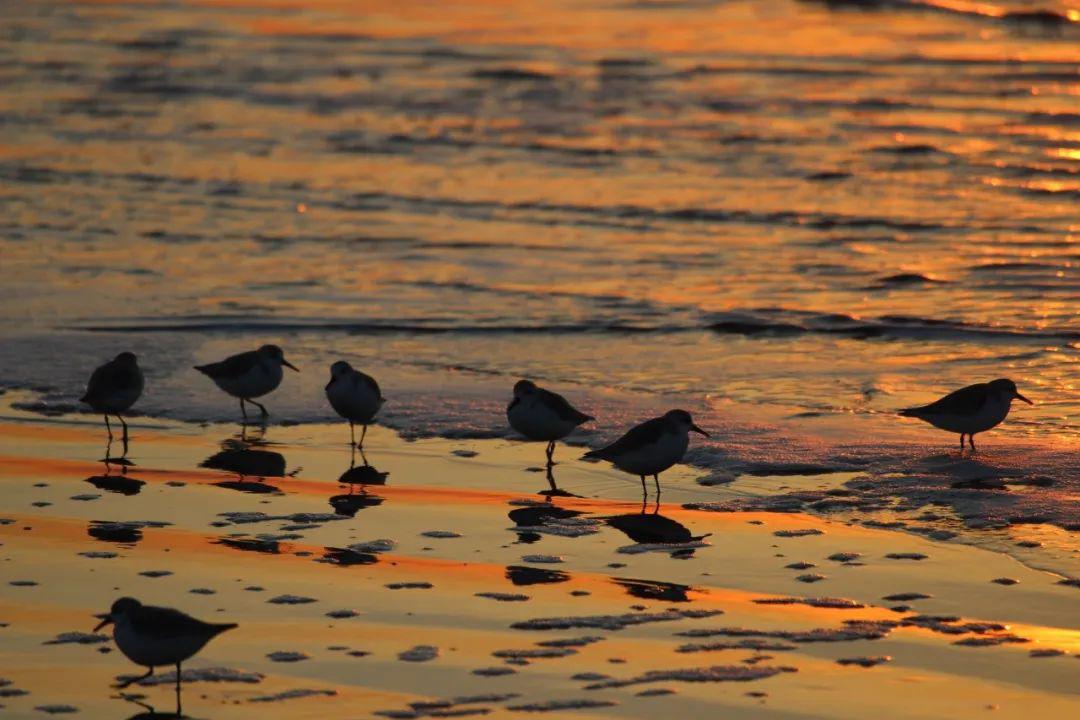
[326,360,384,448]
[584,409,709,496]
[507,380,593,467]
[94,597,236,691]
[81,352,144,456]
[194,344,297,421]
[899,378,1032,452]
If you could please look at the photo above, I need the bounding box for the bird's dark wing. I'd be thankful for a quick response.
[901,382,989,416]
[195,350,259,378]
[131,605,231,638]
[585,416,666,459]
[355,370,383,401]
[537,388,592,424]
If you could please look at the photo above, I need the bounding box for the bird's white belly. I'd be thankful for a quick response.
[612,432,689,476]
[115,624,206,667]
[215,363,281,399]
[327,383,381,423]
[923,396,1011,434]
[508,401,576,441]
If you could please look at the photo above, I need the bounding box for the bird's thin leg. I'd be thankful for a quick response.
[969,434,977,453]
[175,661,182,695]
[545,441,555,466]
[359,424,368,448]
[240,398,248,422]
[959,433,965,453]
[349,442,356,470]
[118,415,129,456]
[115,665,154,689]
[654,474,661,498]
[546,464,557,493]
[350,421,355,448]
[104,414,113,441]
[250,399,268,418]
[640,475,647,496]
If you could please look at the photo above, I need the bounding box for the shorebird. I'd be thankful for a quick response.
[94,597,236,690]
[81,352,144,455]
[900,378,1032,451]
[194,344,297,421]
[325,361,385,448]
[583,409,708,496]
[507,380,593,465]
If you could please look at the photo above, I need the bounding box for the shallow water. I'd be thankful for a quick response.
[0,0,1078,564]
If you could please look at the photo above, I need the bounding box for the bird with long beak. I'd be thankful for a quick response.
[94,597,237,690]
[583,409,709,496]
[899,378,1033,452]
[194,344,298,421]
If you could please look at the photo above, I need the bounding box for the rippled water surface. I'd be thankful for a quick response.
[1,0,1077,451]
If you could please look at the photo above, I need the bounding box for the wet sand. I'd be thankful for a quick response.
[0,405,1076,719]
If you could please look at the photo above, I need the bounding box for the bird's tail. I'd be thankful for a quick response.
[79,393,89,403]
[193,364,211,376]
[211,622,238,636]
[898,407,924,417]
[582,448,605,460]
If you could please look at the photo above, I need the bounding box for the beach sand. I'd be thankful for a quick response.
[0,404,1076,719]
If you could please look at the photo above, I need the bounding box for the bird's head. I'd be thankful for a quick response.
[513,379,538,398]
[665,409,710,437]
[330,360,353,379]
[114,351,138,366]
[94,596,141,632]
[259,344,298,372]
[990,378,1032,405]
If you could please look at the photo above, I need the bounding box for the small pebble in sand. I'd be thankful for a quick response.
[837,656,891,667]
[523,554,564,564]
[165,481,186,487]
[267,651,309,663]
[451,449,478,458]
[571,590,590,597]
[78,551,117,559]
[607,563,626,569]
[508,699,617,712]
[476,592,529,602]
[991,578,1019,586]
[326,609,359,619]
[1057,578,1080,588]
[250,689,336,703]
[347,650,370,657]
[473,666,516,677]
[882,593,932,602]
[31,502,52,508]
[268,594,317,604]
[386,582,434,590]
[138,570,172,578]
[245,586,264,592]
[785,562,815,570]
[1015,541,1042,548]
[827,553,861,563]
[537,636,604,648]
[571,672,609,681]
[69,494,99,502]
[33,705,79,714]
[746,691,768,698]
[1028,648,1066,658]
[637,688,676,697]
[421,530,463,539]
[398,645,439,662]
[885,553,927,560]
[795,574,826,583]
[10,580,38,587]
[773,529,823,538]
[189,588,215,595]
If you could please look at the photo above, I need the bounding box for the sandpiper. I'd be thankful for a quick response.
[194,344,297,421]
[507,379,593,465]
[899,378,1032,451]
[81,352,144,455]
[583,409,709,496]
[325,361,384,447]
[94,597,236,690]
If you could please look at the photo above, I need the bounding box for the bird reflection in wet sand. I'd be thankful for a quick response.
[614,577,694,603]
[200,429,287,494]
[508,498,583,544]
[81,351,144,457]
[505,564,570,586]
[330,444,388,516]
[605,500,710,558]
[118,694,183,720]
[85,455,144,496]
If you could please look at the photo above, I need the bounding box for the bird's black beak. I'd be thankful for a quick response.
[1015,392,1033,405]
[93,614,112,633]
[283,360,299,372]
[690,423,710,437]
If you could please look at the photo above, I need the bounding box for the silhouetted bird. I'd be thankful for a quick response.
[900,378,1032,451]
[194,344,297,420]
[94,597,236,690]
[81,352,143,455]
[584,409,708,495]
[508,379,592,465]
[326,361,384,448]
